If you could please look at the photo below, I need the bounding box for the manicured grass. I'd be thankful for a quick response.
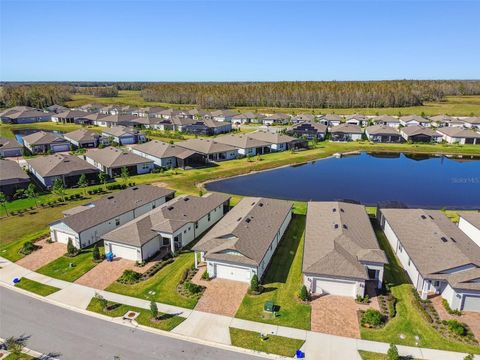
[15,277,60,296]
[358,351,389,360]
[37,245,104,282]
[235,214,311,330]
[87,297,185,331]
[0,122,101,139]
[106,252,199,309]
[361,220,480,354]
[0,228,50,262]
[4,353,36,360]
[229,327,305,357]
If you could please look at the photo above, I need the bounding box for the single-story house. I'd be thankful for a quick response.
[193,197,293,282]
[292,114,316,124]
[22,131,71,154]
[133,107,165,118]
[399,115,431,127]
[84,147,155,177]
[50,185,175,249]
[202,119,232,135]
[0,159,31,198]
[429,115,464,128]
[458,212,480,248]
[436,127,480,145]
[0,107,52,124]
[0,137,23,157]
[378,208,480,312]
[209,110,240,122]
[330,124,363,142]
[263,113,291,125]
[26,154,99,188]
[75,112,109,126]
[303,202,387,297]
[246,131,298,151]
[129,140,204,169]
[150,108,181,119]
[232,112,265,124]
[287,122,327,140]
[51,110,88,124]
[175,138,238,162]
[372,115,400,128]
[75,103,104,113]
[99,114,139,128]
[400,126,442,143]
[319,114,342,127]
[365,125,402,143]
[461,117,480,130]
[46,104,69,114]
[103,193,231,262]
[214,134,272,156]
[64,129,102,148]
[345,114,369,127]
[101,126,146,145]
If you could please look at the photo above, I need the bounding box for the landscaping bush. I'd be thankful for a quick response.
[19,240,39,255]
[95,293,108,310]
[410,287,433,323]
[361,309,383,327]
[299,285,310,302]
[250,274,260,292]
[447,319,467,336]
[355,294,370,304]
[92,243,101,262]
[150,299,159,320]
[118,270,142,284]
[464,354,474,360]
[183,281,202,294]
[387,295,397,318]
[180,268,190,284]
[442,298,462,316]
[201,270,210,280]
[387,343,399,360]
[66,238,78,257]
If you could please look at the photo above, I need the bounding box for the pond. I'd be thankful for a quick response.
[13,129,65,144]
[206,152,480,209]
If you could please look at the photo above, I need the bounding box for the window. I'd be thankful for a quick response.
[433,281,440,287]
[152,204,156,209]
[115,218,120,226]
[208,213,211,222]
[408,259,411,266]
[398,244,403,253]
[195,222,198,229]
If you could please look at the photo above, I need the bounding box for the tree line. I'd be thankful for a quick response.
[74,86,119,97]
[0,84,72,108]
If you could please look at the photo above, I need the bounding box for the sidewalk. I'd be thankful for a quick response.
[0,257,474,360]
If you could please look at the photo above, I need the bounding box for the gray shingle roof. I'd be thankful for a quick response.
[401,126,439,137]
[366,125,400,136]
[131,140,197,160]
[436,127,480,138]
[0,137,23,151]
[175,138,238,155]
[64,129,100,143]
[84,147,153,168]
[330,123,363,134]
[22,131,67,146]
[214,134,272,149]
[303,202,386,281]
[53,185,175,234]
[246,131,296,144]
[193,197,293,267]
[0,159,30,186]
[102,126,138,137]
[27,154,99,178]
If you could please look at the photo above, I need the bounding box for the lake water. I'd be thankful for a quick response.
[206,152,480,209]
[13,129,65,144]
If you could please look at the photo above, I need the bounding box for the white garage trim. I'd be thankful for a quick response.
[312,277,358,297]
[215,263,252,283]
[105,241,140,262]
[462,294,480,312]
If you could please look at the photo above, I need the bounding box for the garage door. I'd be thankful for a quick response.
[55,230,75,244]
[462,295,480,312]
[216,264,251,283]
[313,278,356,297]
[51,144,70,152]
[108,242,139,261]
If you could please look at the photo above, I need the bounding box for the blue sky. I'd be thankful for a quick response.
[1,1,479,81]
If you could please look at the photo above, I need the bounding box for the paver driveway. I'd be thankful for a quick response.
[192,268,248,317]
[16,239,66,271]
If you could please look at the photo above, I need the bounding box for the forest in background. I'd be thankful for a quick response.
[1,80,480,109]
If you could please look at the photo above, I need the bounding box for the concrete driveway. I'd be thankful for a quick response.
[16,238,66,271]
[192,269,248,317]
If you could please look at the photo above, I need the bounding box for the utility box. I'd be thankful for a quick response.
[264,301,274,313]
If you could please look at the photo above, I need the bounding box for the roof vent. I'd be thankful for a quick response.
[340,208,344,213]
[421,215,427,219]
[237,217,242,222]
[259,203,264,207]
[343,224,348,229]
[183,197,189,201]
[441,236,448,243]
[167,206,174,211]
[332,208,337,212]
[334,224,339,229]
[251,202,256,206]
[450,237,456,243]
[132,187,138,190]
[107,196,114,199]
[429,215,434,220]
[245,218,251,223]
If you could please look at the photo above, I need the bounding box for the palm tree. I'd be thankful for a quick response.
[26,183,39,207]
[0,192,9,216]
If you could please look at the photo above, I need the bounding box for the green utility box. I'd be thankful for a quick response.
[264,301,274,313]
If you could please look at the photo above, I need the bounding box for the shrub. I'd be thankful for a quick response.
[410,287,433,323]
[387,343,399,360]
[442,298,462,316]
[361,309,383,327]
[180,268,189,284]
[118,269,142,284]
[92,243,101,261]
[464,354,474,360]
[201,270,209,280]
[447,319,467,336]
[95,292,108,310]
[150,300,159,320]
[67,238,78,257]
[19,241,38,255]
[183,281,202,294]
[299,285,310,302]
[250,274,260,292]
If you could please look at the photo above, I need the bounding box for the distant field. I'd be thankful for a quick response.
[65,91,480,116]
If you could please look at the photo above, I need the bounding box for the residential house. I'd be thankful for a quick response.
[378,208,480,311]
[51,110,88,124]
[133,107,165,117]
[330,124,363,142]
[458,212,480,248]
[399,115,431,127]
[76,103,104,113]
[214,134,272,156]
[246,131,298,151]
[0,137,23,157]
[263,113,291,126]
[26,154,99,188]
[23,131,71,154]
[436,127,480,145]
[84,147,154,177]
[319,114,342,127]
[175,138,238,162]
[372,115,400,128]
[400,126,442,143]
[75,112,109,126]
[0,159,30,198]
[346,114,369,127]
[100,114,139,128]
[462,117,480,130]
[231,112,265,125]
[49,185,175,249]
[103,193,231,262]
[64,129,101,148]
[303,202,387,297]
[429,115,464,128]
[0,107,52,124]
[46,104,69,113]
[101,126,146,145]
[209,110,240,123]
[129,140,204,169]
[287,122,327,140]
[202,119,232,135]
[292,114,315,124]
[365,125,402,143]
[193,197,292,282]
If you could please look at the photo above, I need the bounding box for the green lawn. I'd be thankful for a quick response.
[235,214,311,330]
[361,220,480,354]
[106,252,199,309]
[0,228,50,262]
[15,277,60,296]
[229,328,305,357]
[37,245,104,282]
[87,297,185,331]
[4,353,36,360]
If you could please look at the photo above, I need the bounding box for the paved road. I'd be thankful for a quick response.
[0,287,262,360]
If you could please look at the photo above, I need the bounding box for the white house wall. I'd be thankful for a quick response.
[131,149,177,168]
[459,217,480,247]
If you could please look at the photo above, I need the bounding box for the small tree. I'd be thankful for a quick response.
[250,274,259,292]
[67,238,76,256]
[150,299,159,320]
[299,285,310,302]
[0,191,9,216]
[14,188,25,200]
[77,173,88,195]
[52,178,66,201]
[387,343,399,360]
[5,336,24,358]
[92,243,101,261]
[26,183,39,207]
[120,166,130,185]
[98,172,108,190]
[464,354,474,360]
[95,292,108,310]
